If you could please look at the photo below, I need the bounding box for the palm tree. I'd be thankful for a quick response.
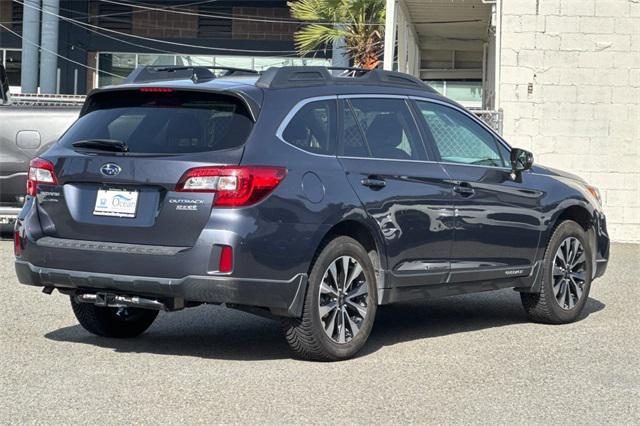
[288,0,386,69]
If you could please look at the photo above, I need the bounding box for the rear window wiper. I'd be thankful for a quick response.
[72,139,129,153]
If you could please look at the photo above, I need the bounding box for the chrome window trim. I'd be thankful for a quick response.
[338,155,512,172]
[438,161,512,171]
[274,94,516,172]
[339,155,439,165]
[275,95,338,158]
[337,94,408,100]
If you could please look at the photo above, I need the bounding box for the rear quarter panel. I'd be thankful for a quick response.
[237,91,386,279]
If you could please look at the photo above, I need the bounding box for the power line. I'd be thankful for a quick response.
[0,23,124,79]
[9,2,179,54]
[14,0,326,55]
[101,0,385,27]
[3,14,172,55]
[74,19,178,55]
[58,0,223,26]
[30,4,233,36]
[101,0,302,25]
[15,0,224,22]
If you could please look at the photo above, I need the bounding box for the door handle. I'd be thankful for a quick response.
[453,182,475,196]
[361,176,386,189]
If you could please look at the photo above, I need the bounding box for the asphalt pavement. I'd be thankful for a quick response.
[1,241,638,424]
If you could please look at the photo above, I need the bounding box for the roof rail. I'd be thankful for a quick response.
[124,65,259,84]
[256,66,435,92]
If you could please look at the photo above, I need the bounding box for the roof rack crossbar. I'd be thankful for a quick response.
[124,65,259,84]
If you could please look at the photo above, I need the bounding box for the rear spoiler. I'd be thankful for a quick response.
[81,85,261,122]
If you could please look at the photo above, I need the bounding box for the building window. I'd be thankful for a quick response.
[97,52,136,86]
[425,80,483,108]
[138,54,177,67]
[1,49,21,86]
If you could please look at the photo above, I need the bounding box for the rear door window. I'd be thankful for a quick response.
[341,101,370,157]
[59,90,254,154]
[281,99,337,155]
[341,98,426,161]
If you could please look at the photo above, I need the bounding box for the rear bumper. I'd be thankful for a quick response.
[15,260,308,317]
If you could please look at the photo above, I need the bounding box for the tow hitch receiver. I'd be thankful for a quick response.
[76,293,169,311]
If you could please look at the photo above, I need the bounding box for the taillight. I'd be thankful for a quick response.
[14,230,22,257]
[27,158,58,196]
[176,166,287,207]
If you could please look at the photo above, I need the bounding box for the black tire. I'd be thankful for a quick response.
[70,297,159,338]
[282,236,378,361]
[521,220,593,324]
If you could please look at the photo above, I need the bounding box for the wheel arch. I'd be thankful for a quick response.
[546,201,598,279]
[310,218,387,280]
[520,202,597,295]
[553,204,594,232]
[545,202,596,256]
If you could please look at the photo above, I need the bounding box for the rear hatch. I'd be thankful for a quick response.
[35,88,254,247]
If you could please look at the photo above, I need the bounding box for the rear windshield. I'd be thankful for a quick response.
[59,90,253,154]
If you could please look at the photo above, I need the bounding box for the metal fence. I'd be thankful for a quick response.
[471,108,504,135]
[9,93,86,107]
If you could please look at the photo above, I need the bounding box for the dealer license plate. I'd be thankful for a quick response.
[93,189,139,218]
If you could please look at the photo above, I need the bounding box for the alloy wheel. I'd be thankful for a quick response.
[318,256,369,344]
[552,237,587,310]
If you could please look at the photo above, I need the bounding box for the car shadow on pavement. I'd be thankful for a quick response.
[45,289,605,361]
[360,290,605,357]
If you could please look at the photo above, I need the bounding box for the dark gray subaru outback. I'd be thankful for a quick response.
[14,66,609,361]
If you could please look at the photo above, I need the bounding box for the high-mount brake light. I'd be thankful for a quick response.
[139,87,174,93]
[27,158,58,196]
[176,166,287,207]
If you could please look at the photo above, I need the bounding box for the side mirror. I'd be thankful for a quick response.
[510,148,534,173]
[0,65,10,105]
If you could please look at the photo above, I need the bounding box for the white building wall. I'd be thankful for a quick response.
[500,0,640,243]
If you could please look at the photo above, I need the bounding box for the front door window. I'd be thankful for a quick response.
[415,101,508,167]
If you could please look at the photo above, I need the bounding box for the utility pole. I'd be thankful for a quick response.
[20,0,41,93]
[39,0,60,94]
[332,35,349,69]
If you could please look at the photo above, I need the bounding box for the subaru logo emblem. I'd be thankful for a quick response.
[100,163,122,177]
